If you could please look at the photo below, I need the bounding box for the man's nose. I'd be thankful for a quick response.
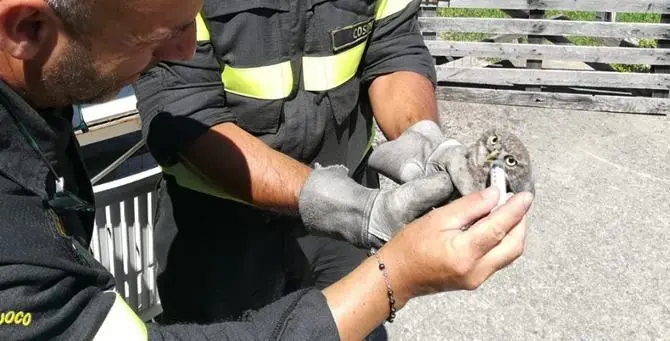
[154,24,197,62]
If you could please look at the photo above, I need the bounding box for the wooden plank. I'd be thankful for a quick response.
[441,56,490,68]
[526,10,545,92]
[420,0,438,41]
[558,87,637,96]
[436,66,670,89]
[430,33,527,64]
[426,9,569,65]
[418,18,670,39]
[595,12,616,23]
[434,0,670,13]
[436,86,670,115]
[540,35,617,72]
[425,41,670,65]
[420,0,438,15]
[652,14,670,100]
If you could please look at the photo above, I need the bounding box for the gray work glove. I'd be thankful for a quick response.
[298,164,453,248]
[368,120,477,191]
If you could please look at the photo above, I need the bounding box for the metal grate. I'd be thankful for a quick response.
[90,167,163,322]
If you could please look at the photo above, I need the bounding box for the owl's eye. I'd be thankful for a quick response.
[504,155,517,167]
[488,135,498,145]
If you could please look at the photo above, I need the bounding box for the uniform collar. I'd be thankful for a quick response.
[0,80,74,199]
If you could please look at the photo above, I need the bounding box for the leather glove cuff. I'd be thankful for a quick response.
[298,164,381,248]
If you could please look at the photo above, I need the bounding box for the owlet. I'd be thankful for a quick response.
[446,128,535,198]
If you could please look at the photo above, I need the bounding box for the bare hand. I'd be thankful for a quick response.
[379,186,533,305]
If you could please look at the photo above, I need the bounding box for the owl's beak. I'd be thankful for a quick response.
[486,150,499,162]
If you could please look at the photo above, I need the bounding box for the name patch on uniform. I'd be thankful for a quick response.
[330,17,375,53]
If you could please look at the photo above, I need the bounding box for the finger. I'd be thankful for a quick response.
[472,214,529,281]
[490,193,515,213]
[437,145,482,196]
[368,142,404,183]
[429,186,502,230]
[459,192,533,260]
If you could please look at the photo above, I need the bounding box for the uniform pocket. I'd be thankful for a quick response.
[203,0,290,16]
[308,0,375,15]
[201,0,289,66]
[303,2,369,126]
[226,94,284,135]
[200,0,292,136]
[304,0,376,55]
[324,78,361,125]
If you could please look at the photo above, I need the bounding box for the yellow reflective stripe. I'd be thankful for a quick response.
[224,42,366,97]
[195,13,210,41]
[200,1,415,99]
[222,62,293,100]
[93,292,146,341]
[303,42,367,92]
[161,160,251,205]
[375,0,414,20]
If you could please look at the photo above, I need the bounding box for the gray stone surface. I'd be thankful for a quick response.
[375,101,670,341]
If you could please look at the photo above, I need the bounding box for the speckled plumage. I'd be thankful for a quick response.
[468,128,535,195]
[444,128,535,198]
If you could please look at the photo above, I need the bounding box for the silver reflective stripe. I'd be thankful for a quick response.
[92,291,147,341]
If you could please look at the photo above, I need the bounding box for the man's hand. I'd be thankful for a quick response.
[298,164,453,248]
[369,120,453,183]
[369,120,479,193]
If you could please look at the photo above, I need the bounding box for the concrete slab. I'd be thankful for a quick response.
[374,101,670,341]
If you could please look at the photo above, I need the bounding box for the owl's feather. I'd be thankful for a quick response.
[467,128,535,195]
[444,128,535,200]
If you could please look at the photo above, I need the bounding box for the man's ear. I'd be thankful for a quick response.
[0,0,55,60]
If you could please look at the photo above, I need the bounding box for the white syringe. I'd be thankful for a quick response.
[489,160,507,207]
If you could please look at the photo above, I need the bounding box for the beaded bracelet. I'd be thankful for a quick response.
[368,248,397,323]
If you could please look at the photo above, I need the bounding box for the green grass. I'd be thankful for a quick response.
[435,9,662,72]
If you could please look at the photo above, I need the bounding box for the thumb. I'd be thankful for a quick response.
[368,140,404,182]
[388,172,454,219]
[369,172,454,242]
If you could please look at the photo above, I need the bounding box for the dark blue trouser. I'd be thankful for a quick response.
[152,160,387,339]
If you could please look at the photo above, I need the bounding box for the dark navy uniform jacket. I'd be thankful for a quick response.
[0,80,340,340]
[130,0,437,302]
[133,0,436,199]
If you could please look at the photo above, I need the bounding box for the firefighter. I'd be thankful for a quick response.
[0,1,532,339]
[131,0,480,334]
